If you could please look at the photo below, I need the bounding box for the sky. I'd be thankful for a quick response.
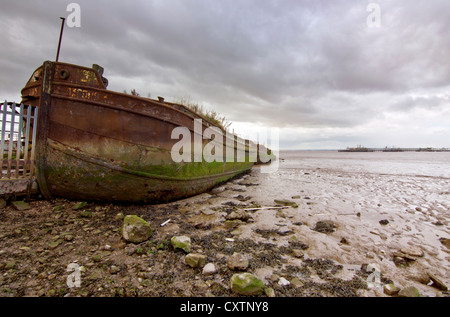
[1,0,449,150]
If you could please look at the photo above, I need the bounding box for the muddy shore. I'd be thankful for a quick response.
[0,163,449,297]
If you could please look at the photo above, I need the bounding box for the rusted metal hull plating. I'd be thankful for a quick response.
[20,61,255,203]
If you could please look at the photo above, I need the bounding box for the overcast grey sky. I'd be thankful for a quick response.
[1,0,449,149]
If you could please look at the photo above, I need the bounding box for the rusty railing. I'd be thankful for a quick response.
[0,101,38,196]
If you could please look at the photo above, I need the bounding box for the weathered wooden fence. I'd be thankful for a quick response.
[0,101,39,196]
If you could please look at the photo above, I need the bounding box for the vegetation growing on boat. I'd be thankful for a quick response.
[124,89,232,132]
[176,98,232,132]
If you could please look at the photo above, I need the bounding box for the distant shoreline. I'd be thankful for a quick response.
[338,147,450,152]
[279,148,450,152]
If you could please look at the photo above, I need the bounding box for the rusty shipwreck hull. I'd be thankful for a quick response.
[21,61,255,203]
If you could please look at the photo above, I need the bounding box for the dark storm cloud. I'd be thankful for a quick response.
[1,0,449,148]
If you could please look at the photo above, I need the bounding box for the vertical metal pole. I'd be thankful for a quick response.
[1,101,7,159]
[30,107,38,179]
[7,103,16,178]
[15,104,24,178]
[23,105,31,176]
[56,17,66,62]
[0,101,7,179]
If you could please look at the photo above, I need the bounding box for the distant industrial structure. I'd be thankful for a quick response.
[338,145,450,152]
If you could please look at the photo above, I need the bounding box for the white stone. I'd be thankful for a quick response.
[202,263,217,275]
[278,277,290,286]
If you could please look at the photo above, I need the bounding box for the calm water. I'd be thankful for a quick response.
[278,150,450,179]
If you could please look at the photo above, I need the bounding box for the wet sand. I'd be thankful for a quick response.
[243,151,450,296]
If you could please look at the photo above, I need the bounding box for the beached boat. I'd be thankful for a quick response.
[20,61,256,203]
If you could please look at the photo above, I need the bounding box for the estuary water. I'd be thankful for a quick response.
[280,150,450,178]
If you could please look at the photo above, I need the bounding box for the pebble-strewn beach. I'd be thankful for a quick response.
[0,151,449,297]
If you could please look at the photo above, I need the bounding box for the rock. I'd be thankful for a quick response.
[121,215,152,244]
[290,277,304,288]
[79,210,92,218]
[393,246,424,264]
[48,240,62,249]
[92,253,104,262]
[276,226,294,236]
[383,283,400,296]
[202,263,216,275]
[110,265,120,274]
[227,252,249,271]
[103,244,113,251]
[26,280,38,288]
[226,211,250,222]
[313,220,336,233]
[0,198,6,208]
[409,271,431,284]
[439,238,450,249]
[12,201,30,211]
[52,205,63,212]
[230,273,265,296]
[290,239,309,250]
[392,252,415,261]
[193,280,209,291]
[428,273,448,291]
[234,195,251,202]
[278,277,290,286]
[224,220,243,229]
[269,274,280,283]
[379,219,389,225]
[200,209,215,216]
[400,246,424,257]
[72,201,87,210]
[393,256,408,266]
[46,289,56,297]
[115,212,125,221]
[398,286,420,297]
[48,273,57,280]
[5,261,16,270]
[185,253,207,268]
[274,199,298,208]
[265,287,275,297]
[211,186,226,194]
[171,235,191,253]
[63,234,74,242]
